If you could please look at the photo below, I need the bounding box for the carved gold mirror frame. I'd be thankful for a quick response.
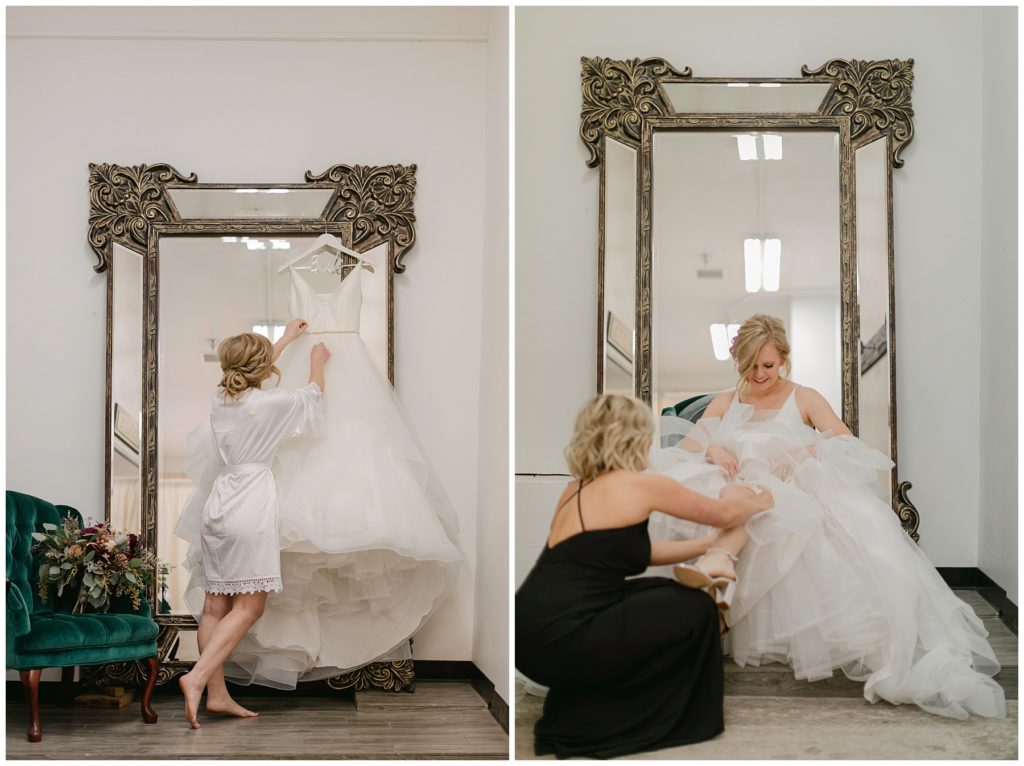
[582,57,920,539]
[87,163,417,691]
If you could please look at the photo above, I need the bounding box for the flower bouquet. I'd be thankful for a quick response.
[32,514,161,613]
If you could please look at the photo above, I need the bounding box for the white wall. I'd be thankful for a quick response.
[978,7,1018,604]
[471,7,509,703]
[515,6,1013,576]
[6,6,500,667]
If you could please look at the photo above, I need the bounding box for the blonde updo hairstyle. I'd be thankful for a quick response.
[218,332,279,400]
[565,395,654,481]
[730,314,792,394]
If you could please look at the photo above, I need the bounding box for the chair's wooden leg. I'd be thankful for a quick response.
[141,657,159,724]
[19,669,43,742]
[58,666,75,707]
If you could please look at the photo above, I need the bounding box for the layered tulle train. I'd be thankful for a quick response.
[649,398,1005,719]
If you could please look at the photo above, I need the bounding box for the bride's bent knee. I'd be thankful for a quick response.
[718,484,755,500]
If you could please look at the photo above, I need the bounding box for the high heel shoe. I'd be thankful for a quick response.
[673,547,740,611]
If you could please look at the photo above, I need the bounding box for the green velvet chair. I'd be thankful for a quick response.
[6,490,160,742]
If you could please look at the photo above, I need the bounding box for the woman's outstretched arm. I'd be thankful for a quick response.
[649,537,715,566]
[639,474,773,529]
[273,318,308,361]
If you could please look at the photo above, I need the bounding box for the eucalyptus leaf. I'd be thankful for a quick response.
[41,523,57,531]
[125,572,138,584]
[84,550,95,562]
[49,566,60,576]
[30,532,47,541]
[60,562,73,569]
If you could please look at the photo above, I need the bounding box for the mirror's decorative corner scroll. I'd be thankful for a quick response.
[896,481,921,542]
[87,163,196,272]
[802,58,915,167]
[580,57,692,168]
[306,164,417,273]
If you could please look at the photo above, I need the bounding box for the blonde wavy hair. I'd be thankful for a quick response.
[565,395,654,481]
[217,333,279,400]
[730,314,792,394]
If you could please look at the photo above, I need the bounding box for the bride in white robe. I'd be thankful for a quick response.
[177,257,462,690]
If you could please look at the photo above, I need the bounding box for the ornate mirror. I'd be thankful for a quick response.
[88,163,417,690]
[582,57,919,539]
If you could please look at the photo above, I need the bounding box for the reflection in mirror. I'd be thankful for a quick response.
[662,82,832,114]
[855,137,893,498]
[652,130,841,420]
[166,188,335,219]
[603,137,638,394]
[155,235,388,614]
[109,243,143,534]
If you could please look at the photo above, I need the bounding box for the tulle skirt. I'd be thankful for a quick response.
[649,408,1005,720]
[177,332,462,689]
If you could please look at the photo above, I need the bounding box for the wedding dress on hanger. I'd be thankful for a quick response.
[649,386,1006,720]
[176,258,462,689]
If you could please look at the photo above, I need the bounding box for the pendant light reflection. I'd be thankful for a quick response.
[710,323,742,361]
[743,238,781,293]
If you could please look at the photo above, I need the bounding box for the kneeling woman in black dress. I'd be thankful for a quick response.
[516,394,774,759]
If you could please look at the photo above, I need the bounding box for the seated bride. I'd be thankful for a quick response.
[650,313,1005,720]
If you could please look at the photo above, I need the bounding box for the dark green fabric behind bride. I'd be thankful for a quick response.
[6,490,160,742]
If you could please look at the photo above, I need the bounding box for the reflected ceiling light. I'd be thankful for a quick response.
[762,134,783,160]
[744,238,762,292]
[239,236,250,242]
[710,324,731,360]
[711,323,743,361]
[270,239,291,250]
[759,83,782,88]
[246,239,267,250]
[266,189,289,194]
[735,134,758,161]
[235,189,260,194]
[221,236,238,243]
[727,82,750,87]
[762,238,781,291]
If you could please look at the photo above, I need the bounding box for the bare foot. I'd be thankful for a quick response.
[179,672,203,729]
[699,550,736,581]
[206,696,259,718]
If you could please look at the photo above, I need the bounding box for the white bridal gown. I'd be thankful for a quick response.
[649,385,1006,720]
[176,265,462,688]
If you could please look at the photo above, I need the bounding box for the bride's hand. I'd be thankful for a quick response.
[284,318,309,341]
[748,487,774,513]
[706,444,739,478]
[310,343,331,365]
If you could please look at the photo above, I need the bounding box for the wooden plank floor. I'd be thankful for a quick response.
[6,681,508,760]
[722,590,1017,699]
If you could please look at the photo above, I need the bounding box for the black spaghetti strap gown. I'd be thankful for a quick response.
[516,485,724,759]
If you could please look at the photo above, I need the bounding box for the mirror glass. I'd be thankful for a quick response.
[662,82,832,114]
[166,188,334,219]
[651,129,841,418]
[109,242,143,533]
[855,137,893,497]
[603,137,638,395]
[155,234,388,613]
